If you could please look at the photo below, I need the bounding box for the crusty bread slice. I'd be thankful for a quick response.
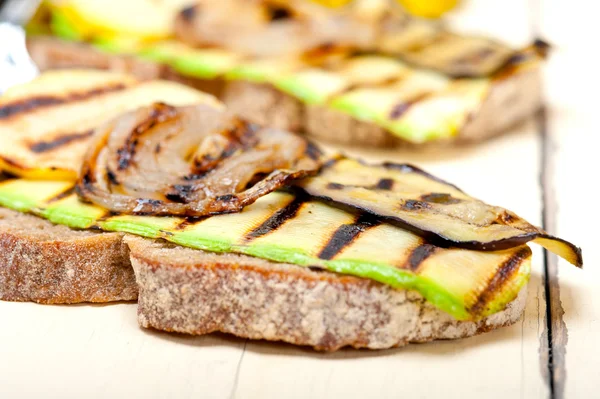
[225,66,542,147]
[126,236,527,351]
[27,36,163,81]
[0,202,527,347]
[0,207,136,304]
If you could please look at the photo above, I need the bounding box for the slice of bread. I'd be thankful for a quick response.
[0,206,527,349]
[27,36,164,81]
[126,236,527,351]
[225,67,542,147]
[26,36,543,148]
[0,203,527,349]
[0,207,136,304]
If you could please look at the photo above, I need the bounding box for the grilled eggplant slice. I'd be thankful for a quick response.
[0,70,221,179]
[296,158,582,267]
[0,178,532,321]
[77,102,324,216]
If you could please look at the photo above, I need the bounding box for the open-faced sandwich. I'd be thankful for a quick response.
[26,0,547,148]
[0,70,581,350]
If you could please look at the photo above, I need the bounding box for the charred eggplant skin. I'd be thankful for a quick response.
[296,186,581,263]
[295,157,582,267]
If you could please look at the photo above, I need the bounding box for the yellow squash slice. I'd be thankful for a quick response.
[0,69,222,179]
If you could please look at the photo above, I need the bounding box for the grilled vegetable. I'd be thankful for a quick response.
[225,56,305,84]
[47,0,517,78]
[274,56,409,104]
[394,33,514,77]
[296,158,582,266]
[0,178,532,321]
[77,102,323,216]
[38,2,546,145]
[0,70,221,179]
[139,41,242,80]
[173,0,377,57]
[46,0,192,42]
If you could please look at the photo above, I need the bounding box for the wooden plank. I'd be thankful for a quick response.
[0,302,246,399]
[0,1,553,398]
[233,126,549,399]
[538,1,600,395]
[232,2,551,397]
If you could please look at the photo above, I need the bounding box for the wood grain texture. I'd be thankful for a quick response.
[0,1,561,398]
[538,1,599,395]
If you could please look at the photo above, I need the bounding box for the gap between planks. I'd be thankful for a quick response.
[530,0,565,396]
[538,106,567,399]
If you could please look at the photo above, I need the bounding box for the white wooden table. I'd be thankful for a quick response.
[0,1,596,398]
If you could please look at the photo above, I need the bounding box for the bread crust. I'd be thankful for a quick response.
[221,81,304,132]
[26,36,163,81]
[236,66,542,147]
[0,208,137,304]
[127,236,527,351]
[0,203,526,347]
[458,66,542,142]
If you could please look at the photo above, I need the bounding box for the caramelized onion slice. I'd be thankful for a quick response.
[296,158,582,267]
[77,102,323,216]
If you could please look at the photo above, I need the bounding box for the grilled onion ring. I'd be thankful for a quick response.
[77,102,323,216]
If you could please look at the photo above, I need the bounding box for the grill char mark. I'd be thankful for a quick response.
[400,199,430,211]
[180,5,197,21]
[326,182,345,190]
[29,129,94,153]
[244,196,306,241]
[318,213,380,260]
[117,103,178,171]
[175,216,206,230]
[468,246,531,315]
[376,178,394,190]
[191,118,259,176]
[388,93,429,120]
[0,156,29,171]
[305,141,323,161]
[165,184,195,203]
[405,243,437,272]
[45,187,76,204]
[0,83,128,120]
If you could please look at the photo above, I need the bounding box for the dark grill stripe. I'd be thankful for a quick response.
[388,93,430,120]
[305,141,323,161]
[46,187,76,204]
[244,197,306,241]
[116,103,177,171]
[375,178,394,190]
[180,5,197,21]
[0,83,128,120]
[175,216,207,230]
[317,213,380,260]
[468,246,532,315]
[29,130,94,153]
[404,243,437,272]
[0,156,28,171]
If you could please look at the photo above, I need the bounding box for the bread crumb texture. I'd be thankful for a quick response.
[128,236,526,351]
[0,208,137,303]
